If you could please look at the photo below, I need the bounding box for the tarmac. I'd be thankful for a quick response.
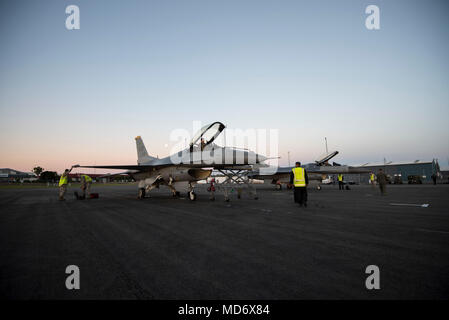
[1,183,448,299]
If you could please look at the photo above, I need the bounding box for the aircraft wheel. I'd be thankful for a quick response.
[317,185,322,191]
[188,191,196,201]
[138,188,145,199]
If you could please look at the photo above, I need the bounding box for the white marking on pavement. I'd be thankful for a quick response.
[415,228,449,235]
[390,203,429,208]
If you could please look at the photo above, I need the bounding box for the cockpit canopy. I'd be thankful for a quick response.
[190,122,226,147]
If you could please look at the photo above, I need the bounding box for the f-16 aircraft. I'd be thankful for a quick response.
[249,151,369,190]
[74,122,268,200]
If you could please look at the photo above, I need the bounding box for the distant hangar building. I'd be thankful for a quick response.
[0,168,38,182]
[350,159,440,184]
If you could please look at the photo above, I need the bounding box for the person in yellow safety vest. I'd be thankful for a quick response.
[338,173,344,190]
[289,161,309,207]
[80,174,93,198]
[58,167,73,201]
[370,172,376,188]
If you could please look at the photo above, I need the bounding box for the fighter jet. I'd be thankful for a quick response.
[249,151,369,190]
[74,122,268,200]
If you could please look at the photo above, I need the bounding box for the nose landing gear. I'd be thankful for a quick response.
[188,191,197,201]
[137,188,145,199]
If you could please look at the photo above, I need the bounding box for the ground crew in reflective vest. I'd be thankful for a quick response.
[80,174,93,198]
[58,167,73,201]
[338,174,344,190]
[289,162,309,207]
[370,172,376,187]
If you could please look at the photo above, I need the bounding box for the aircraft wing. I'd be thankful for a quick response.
[75,163,253,172]
[95,171,136,179]
[75,164,160,171]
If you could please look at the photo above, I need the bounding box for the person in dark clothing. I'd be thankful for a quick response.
[377,169,387,195]
[200,138,206,151]
[431,173,437,185]
[290,162,309,207]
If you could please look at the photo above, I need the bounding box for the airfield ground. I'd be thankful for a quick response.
[0,183,448,299]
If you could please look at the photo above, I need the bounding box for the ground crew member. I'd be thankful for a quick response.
[58,167,73,201]
[377,169,387,195]
[431,173,437,185]
[80,174,93,198]
[200,138,206,151]
[338,174,344,190]
[370,172,376,188]
[289,162,309,207]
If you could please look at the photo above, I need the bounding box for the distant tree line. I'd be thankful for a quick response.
[39,171,60,183]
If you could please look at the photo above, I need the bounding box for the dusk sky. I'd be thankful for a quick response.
[1,0,448,173]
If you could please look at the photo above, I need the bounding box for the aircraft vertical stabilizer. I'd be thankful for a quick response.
[135,136,156,164]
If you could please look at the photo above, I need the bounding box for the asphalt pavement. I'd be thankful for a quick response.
[1,183,448,299]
